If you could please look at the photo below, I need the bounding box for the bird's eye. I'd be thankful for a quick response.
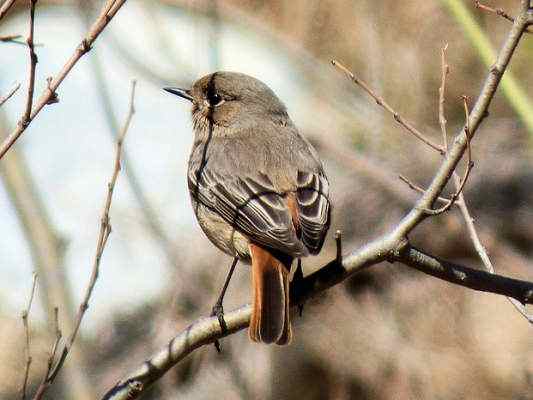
[208,93,224,107]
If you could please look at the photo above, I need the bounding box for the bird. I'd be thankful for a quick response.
[164,71,331,345]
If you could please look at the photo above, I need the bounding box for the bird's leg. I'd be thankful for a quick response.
[292,258,305,317]
[211,257,238,352]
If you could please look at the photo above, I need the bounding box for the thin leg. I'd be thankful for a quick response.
[211,257,238,352]
[293,258,305,317]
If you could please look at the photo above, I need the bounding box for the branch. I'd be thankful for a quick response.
[101,235,533,399]
[32,79,137,400]
[439,43,449,151]
[391,8,529,239]
[331,59,445,155]
[23,0,38,125]
[0,0,129,160]
[20,272,38,400]
[475,0,533,33]
[0,82,21,107]
[0,0,16,21]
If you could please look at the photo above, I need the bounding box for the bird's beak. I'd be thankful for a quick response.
[163,87,193,102]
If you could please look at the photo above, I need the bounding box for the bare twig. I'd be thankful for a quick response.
[20,272,38,400]
[0,0,129,160]
[0,0,16,20]
[32,79,137,400]
[439,43,449,152]
[424,96,474,215]
[23,0,38,126]
[0,82,21,107]
[331,59,445,154]
[0,34,25,44]
[438,31,532,324]
[475,0,533,33]
[398,174,450,204]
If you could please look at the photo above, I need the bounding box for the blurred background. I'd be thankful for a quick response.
[1,0,533,398]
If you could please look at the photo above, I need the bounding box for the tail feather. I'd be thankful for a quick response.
[249,244,292,345]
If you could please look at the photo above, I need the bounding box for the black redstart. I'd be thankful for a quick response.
[164,72,331,345]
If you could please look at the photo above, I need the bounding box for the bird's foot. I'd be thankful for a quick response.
[211,302,227,353]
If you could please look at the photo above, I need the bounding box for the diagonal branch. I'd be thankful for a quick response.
[475,0,533,33]
[0,0,129,160]
[0,0,16,21]
[101,237,533,400]
[331,59,445,154]
[0,82,21,107]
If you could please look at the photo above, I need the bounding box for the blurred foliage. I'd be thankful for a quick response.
[1,0,533,399]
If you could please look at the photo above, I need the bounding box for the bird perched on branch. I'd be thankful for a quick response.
[164,72,331,345]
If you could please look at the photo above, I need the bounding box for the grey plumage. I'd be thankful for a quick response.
[166,71,331,344]
[186,72,330,260]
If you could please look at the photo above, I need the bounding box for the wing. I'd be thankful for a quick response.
[296,171,331,254]
[189,168,307,257]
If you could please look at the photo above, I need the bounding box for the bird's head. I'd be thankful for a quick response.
[164,71,288,134]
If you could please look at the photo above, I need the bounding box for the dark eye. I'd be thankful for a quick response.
[208,93,224,106]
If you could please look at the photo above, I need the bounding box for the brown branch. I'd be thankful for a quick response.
[439,43,449,152]
[101,5,532,399]
[0,34,25,44]
[475,0,533,33]
[0,82,21,107]
[398,174,450,204]
[424,96,474,215]
[331,59,445,155]
[0,0,16,20]
[23,0,38,125]
[32,79,137,400]
[0,0,129,160]
[20,272,38,400]
[101,238,533,400]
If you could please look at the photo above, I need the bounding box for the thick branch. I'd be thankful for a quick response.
[101,234,533,399]
[400,246,533,304]
[393,10,529,238]
[0,0,128,160]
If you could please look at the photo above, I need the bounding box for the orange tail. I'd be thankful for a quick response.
[249,244,292,345]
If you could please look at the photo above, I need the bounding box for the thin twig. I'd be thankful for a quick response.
[0,0,16,20]
[0,34,25,44]
[331,59,445,154]
[32,79,137,400]
[437,34,533,323]
[475,0,533,33]
[398,175,450,204]
[439,43,449,152]
[20,272,38,400]
[0,82,21,107]
[424,95,474,215]
[23,0,38,126]
[0,0,129,160]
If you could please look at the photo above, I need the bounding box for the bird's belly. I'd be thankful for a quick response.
[192,199,251,262]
